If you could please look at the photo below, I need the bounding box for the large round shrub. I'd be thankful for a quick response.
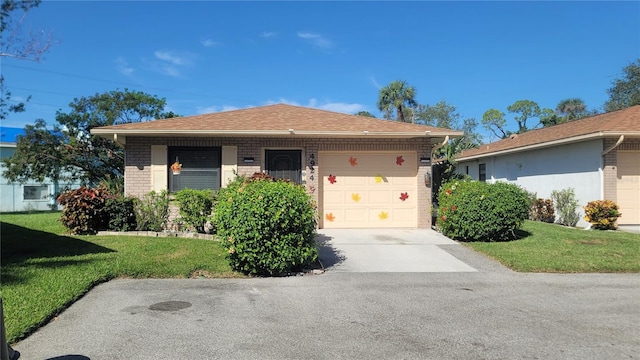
[215,176,318,275]
[437,180,529,241]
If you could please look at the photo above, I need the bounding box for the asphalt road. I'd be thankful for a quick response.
[12,271,640,360]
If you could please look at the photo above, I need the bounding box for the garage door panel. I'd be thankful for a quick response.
[368,190,391,203]
[393,176,416,186]
[321,151,418,228]
[344,209,368,224]
[343,176,367,186]
[344,192,366,204]
[324,190,344,206]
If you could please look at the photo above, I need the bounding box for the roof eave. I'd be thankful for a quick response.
[456,131,640,162]
[91,129,463,139]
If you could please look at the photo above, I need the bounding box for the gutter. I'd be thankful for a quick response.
[456,131,638,162]
[92,129,464,139]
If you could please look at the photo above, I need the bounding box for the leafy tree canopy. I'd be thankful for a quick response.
[605,59,640,112]
[354,110,376,118]
[2,89,178,185]
[377,80,417,122]
[482,100,558,138]
[481,108,509,139]
[507,99,541,133]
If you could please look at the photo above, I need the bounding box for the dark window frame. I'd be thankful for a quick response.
[265,149,303,184]
[479,163,486,182]
[168,146,221,192]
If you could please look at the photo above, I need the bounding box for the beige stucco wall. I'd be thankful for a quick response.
[603,137,640,203]
[124,136,434,228]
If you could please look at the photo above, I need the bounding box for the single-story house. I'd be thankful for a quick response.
[456,105,640,227]
[0,127,81,212]
[92,104,462,229]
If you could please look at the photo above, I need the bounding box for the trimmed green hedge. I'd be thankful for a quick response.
[437,180,529,241]
[215,176,318,275]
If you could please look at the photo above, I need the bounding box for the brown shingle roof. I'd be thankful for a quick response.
[457,105,640,160]
[91,103,461,137]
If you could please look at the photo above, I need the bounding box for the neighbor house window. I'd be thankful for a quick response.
[168,147,221,192]
[24,185,49,200]
[479,163,486,182]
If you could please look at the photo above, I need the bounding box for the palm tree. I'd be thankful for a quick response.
[556,98,587,122]
[377,80,417,122]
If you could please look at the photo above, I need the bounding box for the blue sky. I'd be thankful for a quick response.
[3,1,639,142]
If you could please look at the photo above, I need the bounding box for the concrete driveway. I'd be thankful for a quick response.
[12,274,640,360]
[10,230,640,359]
[317,228,479,272]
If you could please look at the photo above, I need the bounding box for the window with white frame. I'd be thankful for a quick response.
[168,147,221,192]
[24,185,50,201]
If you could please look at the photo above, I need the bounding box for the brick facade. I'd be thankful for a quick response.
[125,136,434,228]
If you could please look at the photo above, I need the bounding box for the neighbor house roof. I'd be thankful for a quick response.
[457,105,640,161]
[91,104,462,143]
[0,127,25,145]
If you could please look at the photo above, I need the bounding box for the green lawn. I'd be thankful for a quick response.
[464,220,640,272]
[0,211,239,344]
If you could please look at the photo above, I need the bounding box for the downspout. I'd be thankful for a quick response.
[113,133,126,148]
[602,135,624,155]
[431,135,449,158]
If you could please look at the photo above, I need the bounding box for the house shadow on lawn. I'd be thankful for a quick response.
[316,233,346,269]
[1,222,115,284]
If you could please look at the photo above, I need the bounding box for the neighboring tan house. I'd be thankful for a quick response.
[0,127,80,212]
[456,106,640,228]
[92,104,462,228]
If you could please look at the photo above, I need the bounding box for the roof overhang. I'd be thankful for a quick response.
[456,131,640,162]
[91,128,463,146]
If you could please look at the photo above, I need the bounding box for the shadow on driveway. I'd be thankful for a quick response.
[316,233,346,269]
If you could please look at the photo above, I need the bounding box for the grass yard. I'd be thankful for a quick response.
[464,220,640,273]
[0,211,239,344]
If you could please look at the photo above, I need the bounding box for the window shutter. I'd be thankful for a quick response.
[221,146,238,187]
[151,145,168,192]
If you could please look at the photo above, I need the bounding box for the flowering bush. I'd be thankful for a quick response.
[530,198,555,223]
[58,186,110,234]
[215,175,318,275]
[436,180,529,241]
[584,200,621,230]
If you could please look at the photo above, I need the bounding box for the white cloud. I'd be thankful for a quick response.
[297,31,332,49]
[264,98,365,114]
[196,100,366,116]
[201,39,220,47]
[151,50,195,77]
[318,102,366,114]
[115,57,134,76]
[154,50,193,66]
[156,64,180,78]
[196,105,239,114]
[259,31,277,39]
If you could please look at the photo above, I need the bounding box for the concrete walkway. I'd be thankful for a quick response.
[317,229,478,272]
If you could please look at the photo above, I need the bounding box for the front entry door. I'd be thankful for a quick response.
[265,150,302,183]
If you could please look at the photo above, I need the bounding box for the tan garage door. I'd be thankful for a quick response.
[320,151,417,228]
[617,151,640,225]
